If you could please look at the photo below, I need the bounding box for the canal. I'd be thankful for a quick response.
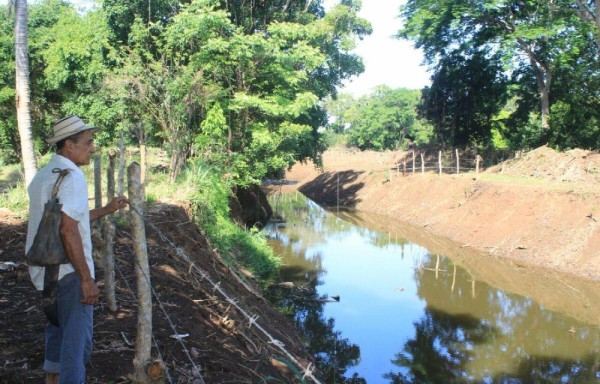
[265,192,600,383]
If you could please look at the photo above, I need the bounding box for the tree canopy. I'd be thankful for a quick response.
[0,0,371,184]
[325,86,434,151]
[399,0,599,150]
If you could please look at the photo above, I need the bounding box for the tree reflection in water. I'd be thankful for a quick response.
[386,306,600,383]
[267,194,365,382]
[266,193,600,383]
[267,281,365,384]
[384,309,493,383]
[385,255,600,383]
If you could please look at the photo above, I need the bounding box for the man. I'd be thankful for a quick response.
[26,115,128,384]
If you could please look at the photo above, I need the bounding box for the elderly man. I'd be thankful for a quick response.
[26,115,128,384]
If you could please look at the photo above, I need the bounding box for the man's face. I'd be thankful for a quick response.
[67,130,96,166]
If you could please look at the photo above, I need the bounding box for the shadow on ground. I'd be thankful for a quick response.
[299,170,365,207]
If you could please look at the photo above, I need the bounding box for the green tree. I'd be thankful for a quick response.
[40,4,118,138]
[102,0,180,44]
[158,0,369,183]
[0,4,18,163]
[421,49,509,148]
[323,93,354,134]
[342,86,428,151]
[567,0,599,49]
[399,0,598,141]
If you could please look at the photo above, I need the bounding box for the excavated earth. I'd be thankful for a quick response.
[269,146,600,331]
[0,203,312,383]
[280,146,600,282]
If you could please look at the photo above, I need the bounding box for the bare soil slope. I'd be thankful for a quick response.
[282,146,600,281]
[0,204,312,383]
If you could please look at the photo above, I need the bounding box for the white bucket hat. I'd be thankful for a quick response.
[46,115,98,144]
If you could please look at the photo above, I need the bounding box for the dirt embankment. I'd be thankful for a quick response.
[0,204,312,383]
[281,146,600,282]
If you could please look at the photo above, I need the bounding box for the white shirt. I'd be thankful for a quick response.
[26,154,94,291]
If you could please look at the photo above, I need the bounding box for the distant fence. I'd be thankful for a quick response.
[396,150,483,176]
[327,148,515,181]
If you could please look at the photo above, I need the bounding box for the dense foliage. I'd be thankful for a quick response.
[0,0,371,183]
[324,86,434,151]
[399,0,599,150]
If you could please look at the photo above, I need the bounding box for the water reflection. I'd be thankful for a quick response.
[267,194,365,383]
[389,254,600,383]
[265,192,600,383]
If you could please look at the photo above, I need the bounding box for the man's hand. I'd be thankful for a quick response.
[91,196,128,221]
[106,196,128,214]
[80,278,100,305]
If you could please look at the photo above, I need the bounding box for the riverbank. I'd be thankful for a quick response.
[276,146,600,282]
[0,204,313,383]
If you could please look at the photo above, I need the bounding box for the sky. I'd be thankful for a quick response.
[1,0,431,96]
[324,0,431,97]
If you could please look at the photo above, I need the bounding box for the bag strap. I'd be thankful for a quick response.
[51,168,70,199]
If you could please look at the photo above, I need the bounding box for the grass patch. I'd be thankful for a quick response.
[0,163,28,217]
[185,161,279,285]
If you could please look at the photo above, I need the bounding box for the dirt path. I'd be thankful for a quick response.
[280,146,600,282]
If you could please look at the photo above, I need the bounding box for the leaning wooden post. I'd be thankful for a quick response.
[438,151,442,176]
[476,154,483,178]
[456,149,460,175]
[420,153,425,175]
[118,136,126,215]
[412,151,415,175]
[94,155,102,209]
[103,150,118,312]
[128,162,162,383]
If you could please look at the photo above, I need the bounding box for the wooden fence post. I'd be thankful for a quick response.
[118,136,125,196]
[94,155,102,209]
[476,155,483,179]
[403,160,406,176]
[438,151,442,176]
[412,151,415,175]
[103,150,118,312]
[420,153,425,175]
[456,149,460,175]
[128,162,164,383]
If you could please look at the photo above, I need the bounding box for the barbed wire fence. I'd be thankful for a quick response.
[133,204,323,384]
[93,156,322,383]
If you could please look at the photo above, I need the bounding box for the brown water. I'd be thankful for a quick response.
[266,192,600,383]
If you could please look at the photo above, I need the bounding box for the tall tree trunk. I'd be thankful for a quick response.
[14,0,37,186]
[516,37,552,130]
[531,60,552,130]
